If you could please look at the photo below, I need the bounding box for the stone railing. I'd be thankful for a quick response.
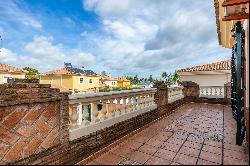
[68,88,157,140]
[199,86,224,98]
[168,86,184,103]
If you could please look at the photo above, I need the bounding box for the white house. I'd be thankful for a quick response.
[100,75,118,87]
[177,60,231,87]
[136,81,154,88]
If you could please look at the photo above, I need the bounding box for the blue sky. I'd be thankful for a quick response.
[0,0,231,78]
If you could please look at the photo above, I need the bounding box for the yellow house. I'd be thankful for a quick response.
[40,63,100,94]
[117,77,131,88]
[0,64,26,84]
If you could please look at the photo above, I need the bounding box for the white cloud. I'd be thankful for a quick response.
[0,0,42,29]
[81,0,231,77]
[0,36,96,71]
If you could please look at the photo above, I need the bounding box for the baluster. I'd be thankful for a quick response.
[131,97,136,111]
[115,98,121,116]
[121,98,126,114]
[82,102,90,126]
[70,104,80,127]
[77,103,82,126]
[212,88,215,96]
[109,98,115,117]
[101,99,108,120]
[221,87,224,96]
[91,102,99,123]
[126,97,131,112]
[123,97,128,113]
[144,94,149,107]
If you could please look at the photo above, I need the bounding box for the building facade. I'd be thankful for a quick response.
[40,63,100,94]
[117,77,131,88]
[177,60,231,86]
[0,64,26,84]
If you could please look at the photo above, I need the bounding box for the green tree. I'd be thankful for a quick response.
[172,72,181,85]
[101,71,107,76]
[148,75,154,83]
[23,67,39,79]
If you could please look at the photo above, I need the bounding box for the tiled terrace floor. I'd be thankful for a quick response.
[81,103,249,165]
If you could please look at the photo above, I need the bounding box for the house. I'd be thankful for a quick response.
[0,64,26,84]
[213,0,249,145]
[117,77,131,88]
[177,60,231,86]
[136,81,154,88]
[40,63,100,94]
[100,75,118,87]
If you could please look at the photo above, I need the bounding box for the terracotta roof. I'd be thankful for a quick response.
[117,77,130,82]
[41,67,72,75]
[177,60,231,72]
[41,67,97,76]
[0,64,25,74]
[101,75,118,81]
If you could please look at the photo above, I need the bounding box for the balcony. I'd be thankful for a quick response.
[0,80,248,165]
[79,103,249,165]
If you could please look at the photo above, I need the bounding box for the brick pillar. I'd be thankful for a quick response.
[0,79,69,164]
[181,81,200,102]
[154,84,168,112]
[224,82,231,104]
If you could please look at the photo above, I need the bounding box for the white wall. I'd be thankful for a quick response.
[180,73,230,87]
[104,80,117,87]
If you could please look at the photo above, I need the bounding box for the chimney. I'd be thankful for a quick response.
[81,66,85,71]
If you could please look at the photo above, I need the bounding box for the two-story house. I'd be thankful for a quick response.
[40,63,100,94]
[0,64,26,84]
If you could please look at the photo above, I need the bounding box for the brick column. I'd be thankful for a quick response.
[224,82,231,105]
[154,84,168,112]
[0,79,69,164]
[181,81,200,102]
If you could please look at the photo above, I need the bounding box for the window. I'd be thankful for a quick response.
[88,78,93,84]
[80,78,84,84]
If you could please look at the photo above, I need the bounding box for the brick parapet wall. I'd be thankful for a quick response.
[1,80,232,165]
[0,79,69,165]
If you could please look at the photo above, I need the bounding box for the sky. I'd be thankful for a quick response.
[0,0,231,78]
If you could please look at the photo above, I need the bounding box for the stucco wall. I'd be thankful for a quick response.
[104,80,117,87]
[72,76,100,91]
[0,73,25,84]
[180,73,230,86]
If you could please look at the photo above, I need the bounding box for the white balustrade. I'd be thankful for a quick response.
[168,86,184,103]
[199,86,224,98]
[68,88,157,140]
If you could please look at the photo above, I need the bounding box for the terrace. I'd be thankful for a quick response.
[0,80,249,165]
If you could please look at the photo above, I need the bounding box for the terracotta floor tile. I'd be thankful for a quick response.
[197,159,219,165]
[120,140,144,150]
[138,144,158,155]
[173,153,198,165]
[95,152,123,165]
[126,151,151,164]
[199,151,222,164]
[204,140,222,148]
[223,156,249,165]
[179,146,200,157]
[110,146,134,157]
[183,140,202,150]
[154,149,176,161]
[224,149,248,160]
[146,139,165,148]
[145,156,171,165]
[161,142,182,152]
[202,145,222,155]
